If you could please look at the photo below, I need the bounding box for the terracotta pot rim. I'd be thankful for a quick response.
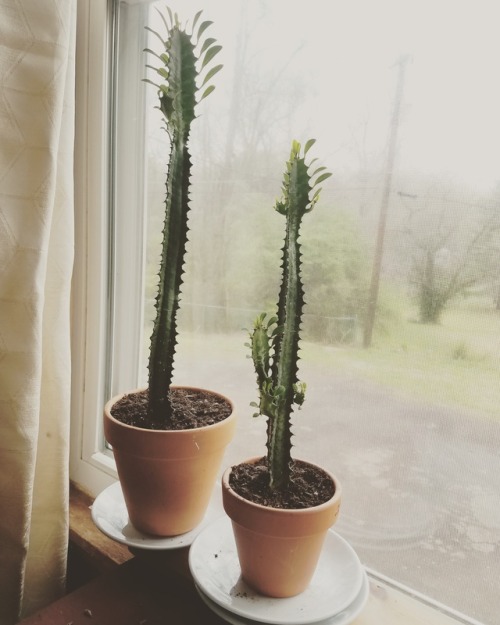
[222,456,342,515]
[104,385,235,435]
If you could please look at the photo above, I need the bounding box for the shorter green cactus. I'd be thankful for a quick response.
[249,140,331,491]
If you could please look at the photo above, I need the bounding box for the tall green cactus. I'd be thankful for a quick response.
[249,140,331,490]
[144,9,222,422]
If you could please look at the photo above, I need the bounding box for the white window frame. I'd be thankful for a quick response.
[71,0,117,495]
[71,0,152,496]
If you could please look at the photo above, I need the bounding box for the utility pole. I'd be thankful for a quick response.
[363,55,410,348]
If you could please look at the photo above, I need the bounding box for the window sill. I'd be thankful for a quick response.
[19,483,472,625]
[68,481,132,574]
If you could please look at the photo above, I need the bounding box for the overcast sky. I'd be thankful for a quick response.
[147,0,500,192]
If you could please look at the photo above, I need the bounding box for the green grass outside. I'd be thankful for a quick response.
[166,295,500,422]
[303,300,500,420]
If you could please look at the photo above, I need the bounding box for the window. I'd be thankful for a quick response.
[71,1,500,624]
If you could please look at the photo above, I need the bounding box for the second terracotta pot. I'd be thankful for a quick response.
[104,386,236,537]
[222,457,342,597]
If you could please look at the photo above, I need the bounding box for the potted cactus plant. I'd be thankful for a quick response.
[221,140,341,597]
[103,9,236,537]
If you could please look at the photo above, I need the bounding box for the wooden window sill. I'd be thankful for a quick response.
[68,482,133,573]
[18,483,470,625]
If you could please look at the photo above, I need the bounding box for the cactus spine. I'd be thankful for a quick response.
[145,10,222,422]
[249,140,331,490]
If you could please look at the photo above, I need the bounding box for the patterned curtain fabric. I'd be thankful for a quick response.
[0,1,76,622]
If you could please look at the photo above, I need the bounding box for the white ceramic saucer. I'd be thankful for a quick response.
[189,516,364,625]
[195,571,369,625]
[91,481,223,550]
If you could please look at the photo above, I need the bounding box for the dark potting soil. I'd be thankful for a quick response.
[110,387,232,430]
[229,457,336,509]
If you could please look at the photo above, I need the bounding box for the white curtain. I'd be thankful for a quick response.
[0,1,76,622]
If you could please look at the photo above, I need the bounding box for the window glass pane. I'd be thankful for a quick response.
[114,1,500,623]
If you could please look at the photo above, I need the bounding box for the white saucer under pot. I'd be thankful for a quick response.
[195,571,369,625]
[91,480,223,550]
[189,515,365,625]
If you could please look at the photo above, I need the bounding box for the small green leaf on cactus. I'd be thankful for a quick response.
[142,78,161,89]
[200,37,217,54]
[192,10,203,31]
[145,26,165,45]
[304,138,316,154]
[201,44,222,69]
[166,6,175,27]
[199,84,216,101]
[200,64,223,87]
[311,165,327,177]
[196,20,214,42]
[314,172,333,185]
[143,48,163,61]
[155,7,170,31]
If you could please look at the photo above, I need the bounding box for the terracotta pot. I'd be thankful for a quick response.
[222,457,341,598]
[104,386,236,537]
